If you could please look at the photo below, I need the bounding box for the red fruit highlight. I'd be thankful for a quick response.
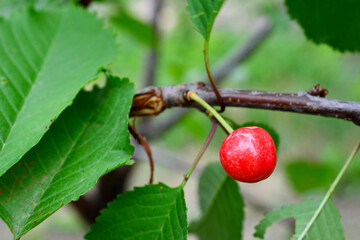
[220,126,277,183]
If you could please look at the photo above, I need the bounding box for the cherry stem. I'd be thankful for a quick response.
[298,141,360,240]
[188,91,234,134]
[180,117,218,188]
[204,40,226,113]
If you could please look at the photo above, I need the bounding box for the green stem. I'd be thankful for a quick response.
[298,141,360,240]
[180,117,218,188]
[188,91,234,134]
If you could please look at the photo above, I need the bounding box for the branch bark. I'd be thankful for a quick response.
[131,83,360,126]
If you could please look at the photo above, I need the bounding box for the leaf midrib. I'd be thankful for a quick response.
[0,10,65,165]
[198,175,228,224]
[15,92,104,238]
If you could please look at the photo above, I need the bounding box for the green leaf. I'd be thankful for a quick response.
[227,120,280,150]
[285,0,360,52]
[286,160,336,193]
[110,11,153,46]
[186,0,225,40]
[0,76,134,239]
[189,162,244,240]
[0,5,117,177]
[258,142,359,240]
[85,183,188,240]
[254,198,344,240]
[0,0,71,17]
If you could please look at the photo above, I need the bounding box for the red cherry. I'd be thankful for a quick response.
[220,126,277,183]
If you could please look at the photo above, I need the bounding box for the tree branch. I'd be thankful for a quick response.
[131,82,360,126]
[138,19,273,137]
[211,18,273,84]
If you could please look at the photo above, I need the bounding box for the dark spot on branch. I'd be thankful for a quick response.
[196,82,207,87]
[308,84,328,98]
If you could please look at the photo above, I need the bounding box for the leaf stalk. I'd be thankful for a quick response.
[204,40,225,112]
[180,117,218,188]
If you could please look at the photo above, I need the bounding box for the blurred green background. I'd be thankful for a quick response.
[0,0,359,239]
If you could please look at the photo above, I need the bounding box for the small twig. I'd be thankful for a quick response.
[128,123,154,184]
[181,117,218,188]
[211,18,272,83]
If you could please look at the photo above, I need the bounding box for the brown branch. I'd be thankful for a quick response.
[131,83,360,126]
[211,18,272,83]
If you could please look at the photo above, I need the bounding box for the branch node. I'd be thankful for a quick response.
[184,90,196,102]
[308,84,329,98]
[130,89,165,117]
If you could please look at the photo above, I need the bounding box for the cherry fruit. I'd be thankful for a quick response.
[220,126,277,183]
